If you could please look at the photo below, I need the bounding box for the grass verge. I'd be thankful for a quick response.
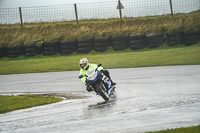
[0,95,63,114]
[145,125,200,133]
[0,43,200,75]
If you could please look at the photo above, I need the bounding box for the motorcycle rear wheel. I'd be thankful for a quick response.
[96,85,109,101]
[110,89,117,99]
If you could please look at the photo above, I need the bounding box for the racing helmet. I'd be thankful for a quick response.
[79,58,89,70]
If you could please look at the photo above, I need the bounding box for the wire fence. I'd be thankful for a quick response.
[0,0,200,24]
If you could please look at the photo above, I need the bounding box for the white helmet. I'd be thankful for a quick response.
[79,58,89,70]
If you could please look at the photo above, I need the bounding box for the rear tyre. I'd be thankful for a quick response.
[96,85,109,101]
[111,89,117,99]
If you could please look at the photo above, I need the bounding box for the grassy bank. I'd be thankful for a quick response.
[146,125,200,133]
[0,10,200,47]
[0,95,63,114]
[0,43,200,75]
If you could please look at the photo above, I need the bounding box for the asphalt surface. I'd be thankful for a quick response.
[0,65,200,133]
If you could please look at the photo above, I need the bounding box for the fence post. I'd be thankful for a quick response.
[169,0,173,17]
[19,7,23,28]
[118,0,123,25]
[74,4,78,24]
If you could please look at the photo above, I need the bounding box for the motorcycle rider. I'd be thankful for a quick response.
[79,58,116,92]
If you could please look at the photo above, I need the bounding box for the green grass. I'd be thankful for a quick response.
[0,43,200,75]
[0,95,63,114]
[145,125,200,133]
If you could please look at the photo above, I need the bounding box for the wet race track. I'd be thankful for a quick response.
[0,65,200,133]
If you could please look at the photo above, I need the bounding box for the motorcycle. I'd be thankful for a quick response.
[79,63,116,101]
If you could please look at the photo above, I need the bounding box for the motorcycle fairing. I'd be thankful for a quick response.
[85,66,114,97]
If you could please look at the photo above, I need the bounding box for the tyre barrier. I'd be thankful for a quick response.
[94,38,112,52]
[146,34,165,48]
[43,42,60,56]
[1,31,199,58]
[112,36,129,51]
[0,47,7,58]
[7,46,25,58]
[129,35,148,50]
[60,41,78,56]
[167,33,179,46]
[180,31,200,46]
[78,39,94,54]
[24,44,42,57]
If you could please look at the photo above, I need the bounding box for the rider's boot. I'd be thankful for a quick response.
[110,80,116,86]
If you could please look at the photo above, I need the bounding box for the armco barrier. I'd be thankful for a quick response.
[94,38,112,52]
[167,33,179,46]
[43,42,60,56]
[180,31,200,46]
[147,34,166,48]
[60,40,78,56]
[78,39,94,54]
[129,35,148,50]
[112,36,129,51]
[24,44,42,57]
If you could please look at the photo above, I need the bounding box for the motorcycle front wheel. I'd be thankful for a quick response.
[96,85,109,101]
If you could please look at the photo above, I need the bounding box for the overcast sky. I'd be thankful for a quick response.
[0,0,116,8]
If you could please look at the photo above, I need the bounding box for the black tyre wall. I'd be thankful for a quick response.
[7,46,25,58]
[60,41,78,56]
[78,39,94,54]
[167,33,179,46]
[43,42,60,56]
[24,44,42,57]
[0,47,7,58]
[146,34,165,48]
[129,35,148,50]
[112,36,129,51]
[179,31,200,46]
[94,38,111,52]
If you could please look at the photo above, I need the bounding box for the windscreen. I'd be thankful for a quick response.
[86,67,95,76]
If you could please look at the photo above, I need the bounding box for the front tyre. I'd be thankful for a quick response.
[96,85,109,101]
